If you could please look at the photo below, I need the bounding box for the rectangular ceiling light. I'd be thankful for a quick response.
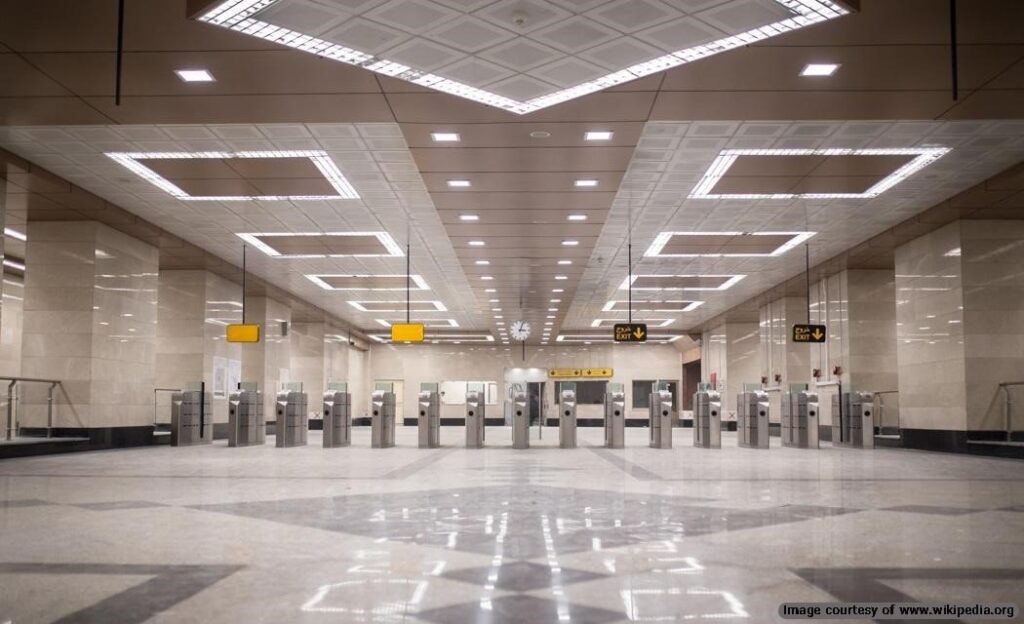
[105,150,358,200]
[574,179,598,187]
[431,132,460,142]
[591,318,674,328]
[306,274,429,291]
[800,63,839,76]
[236,231,403,258]
[369,333,495,344]
[585,131,613,141]
[644,231,816,258]
[447,180,471,187]
[620,275,746,291]
[459,214,479,221]
[3,227,26,241]
[603,300,704,313]
[376,318,459,328]
[690,148,951,199]
[347,300,447,312]
[556,333,682,344]
[175,69,215,82]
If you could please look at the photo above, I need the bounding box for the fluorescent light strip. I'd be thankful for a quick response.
[619,275,747,291]
[591,318,675,328]
[370,333,495,343]
[198,0,848,115]
[376,318,459,328]
[306,274,429,291]
[602,300,704,313]
[106,150,359,200]
[556,333,682,343]
[4,228,27,241]
[3,259,25,271]
[347,300,447,312]
[689,147,951,199]
[644,231,816,257]
[236,231,403,258]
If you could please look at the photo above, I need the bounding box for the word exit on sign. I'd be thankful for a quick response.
[792,324,826,343]
[614,323,647,342]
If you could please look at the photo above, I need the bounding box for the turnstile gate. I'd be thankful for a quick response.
[737,391,770,449]
[275,391,308,447]
[604,391,625,448]
[831,391,875,448]
[649,390,673,449]
[323,391,351,448]
[559,389,577,449]
[228,390,263,447]
[466,390,485,448]
[371,390,396,448]
[171,390,213,446]
[512,392,529,449]
[693,390,722,449]
[781,391,819,448]
[418,390,440,448]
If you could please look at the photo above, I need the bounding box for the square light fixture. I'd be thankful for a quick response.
[447,180,471,187]
[175,69,215,82]
[236,231,403,258]
[584,131,613,141]
[800,63,839,76]
[690,148,951,199]
[574,179,598,187]
[105,150,358,200]
[644,231,816,258]
[431,132,460,142]
[620,274,746,291]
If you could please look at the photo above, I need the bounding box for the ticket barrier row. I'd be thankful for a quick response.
[649,390,673,448]
[832,391,875,448]
[228,390,264,447]
[171,390,213,446]
[693,390,722,449]
[275,391,308,447]
[737,391,770,449]
[781,391,819,448]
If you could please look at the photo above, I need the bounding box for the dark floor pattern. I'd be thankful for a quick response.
[193,485,860,559]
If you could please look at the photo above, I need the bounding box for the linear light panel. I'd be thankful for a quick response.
[644,231,816,257]
[375,318,459,328]
[591,318,675,328]
[619,275,746,291]
[556,333,682,343]
[306,274,429,291]
[197,0,849,115]
[369,333,495,343]
[105,150,358,200]
[602,300,704,313]
[347,300,448,312]
[237,231,403,257]
[689,147,951,199]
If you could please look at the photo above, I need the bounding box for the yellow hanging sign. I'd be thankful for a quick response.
[391,323,425,342]
[226,323,260,343]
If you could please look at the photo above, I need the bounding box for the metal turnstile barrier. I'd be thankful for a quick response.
[694,390,722,449]
[418,390,440,448]
[171,390,212,446]
[782,391,819,448]
[275,391,308,447]
[649,390,673,449]
[228,390,263,447]
[466,390,485,448]
[323,391,351,448]
[737,391,770,449]
[832,391,875,448]
[559,389,577,449]
[512,392,529,449]
[371,390,396,448]
[604,391,625,448]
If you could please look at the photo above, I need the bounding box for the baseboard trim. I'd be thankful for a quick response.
[897,428,1024,459]
[3,426,166,459]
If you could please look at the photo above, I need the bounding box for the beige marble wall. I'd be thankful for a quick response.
[0,273,23,378]
[156,270,242,425]
[289,321,325,416]
[23,221,158,428]
[240,296,292,417]
[700,322,760,419]
[759,297,812,422]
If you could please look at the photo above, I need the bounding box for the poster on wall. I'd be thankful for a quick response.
[213,356,227,398]
[228,359,241,394]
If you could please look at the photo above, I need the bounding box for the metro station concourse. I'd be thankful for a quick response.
[1,1,1023,622]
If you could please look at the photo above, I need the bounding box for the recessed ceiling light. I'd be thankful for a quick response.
[530,131,551,138]
[448,180,471,187]
[485,288,496,293]
[800,63,839,77]
[4,227,26,241]
[494,315,503,319]
[561,240,579,246]
[567,214,587,221]
[481,276,494,280]
[544,322,553,326]
[546,315,556,319]
[3,259,25,271]
[431,132,460,142]
[175,69,215,82]
[548,308,558,312]
[459,214,479,221]
[585,131,613,141]
[574,179,598,187]
[492,308,502,311]
[468,240,486,246]
[554,275,568,281]
[558,260,572,265]
[550,299,561,303]
[488,298,499,303]
[475,260,490,265]
[552,289,564,293]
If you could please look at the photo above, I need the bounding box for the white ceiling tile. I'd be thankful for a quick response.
[486,74,559,100]
[577,36,664,70]
[436,56,516,87]
[528,56,606,87]
[322,16,410,53]
[478,37,563,71]
[587,0,682,33]
[428,15,516,53]
[695,0,793,32]
[365,0,459,34]
[529,16,620,54]
[256,0,350,35]
[636,15,723,53]
[383,37,464,71]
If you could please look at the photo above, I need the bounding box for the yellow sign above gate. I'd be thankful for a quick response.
[548,368,613,378]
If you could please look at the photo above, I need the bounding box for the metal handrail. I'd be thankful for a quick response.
[1,376,63,440]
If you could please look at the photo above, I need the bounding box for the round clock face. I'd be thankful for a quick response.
[510,320,531,341]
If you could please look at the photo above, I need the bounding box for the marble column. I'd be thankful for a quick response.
[701,321,760,420]
[22,221,158,430]
[759,297,812,424]
[240,296,291,418]
[156,270,242,434]
[895,220,1024,446]
[289,321,325,417]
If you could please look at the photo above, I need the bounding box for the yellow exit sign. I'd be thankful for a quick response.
[548,368,613,378]
[226,323,260,343]
[391,322,425,342]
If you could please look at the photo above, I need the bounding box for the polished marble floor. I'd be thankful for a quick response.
[1,426,1023,623]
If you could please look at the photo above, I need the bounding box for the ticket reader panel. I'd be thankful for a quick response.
[371,390,396,448]
[228,390,263,447]
[171,390,213,446]
[649,390,673,449]
[512,392,530,449]
[559,389,577,449]
[604,391,625,449]
[833,391,874,448]
[466,390,485,448]
[275,391,308,447]
[783,391,819,448]
[737,391,769,449]
[323,391,351,448]
[418,391,440,448]
[694,390,722,449]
